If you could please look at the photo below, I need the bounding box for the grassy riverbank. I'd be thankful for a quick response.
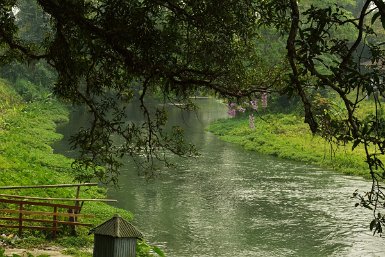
[209,113,370,178]
[0,79,158,256]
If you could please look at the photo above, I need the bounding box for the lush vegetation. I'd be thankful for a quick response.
[0,79,162,256]
[210,94,385,179]
[209,113,369,177]
[2,0,385,238]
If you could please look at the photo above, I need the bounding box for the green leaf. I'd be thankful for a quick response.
[377,223,383,234]
[152,246,166,257]
[362,123,369,135]
[352,139,360,150]
[370,219,377,231]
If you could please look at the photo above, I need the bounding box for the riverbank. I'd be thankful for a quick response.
[0,79,158,257]
[208,113,370,178]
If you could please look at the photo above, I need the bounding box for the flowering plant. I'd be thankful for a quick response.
[227,92,269,129]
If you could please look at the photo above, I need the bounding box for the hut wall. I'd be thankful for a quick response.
[93,235,115,257]
[113,238,137,257]
[93,235,137,257]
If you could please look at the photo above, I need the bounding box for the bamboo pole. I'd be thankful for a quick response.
[0,183,98,190]
[0,224,60,231]
[0,198,82,209]
[0,217,92,226]
[0,209,95,218]
[0,194,117,202]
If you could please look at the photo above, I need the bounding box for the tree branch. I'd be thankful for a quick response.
[287,0,318,133]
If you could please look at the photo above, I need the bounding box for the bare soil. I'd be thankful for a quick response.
[4,246,73,257]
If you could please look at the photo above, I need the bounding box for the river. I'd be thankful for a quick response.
[54,98,384,257]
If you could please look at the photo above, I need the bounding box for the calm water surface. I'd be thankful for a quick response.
[55,99,384,257]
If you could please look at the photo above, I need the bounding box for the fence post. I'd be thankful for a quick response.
[69,186,81,235]
[18,203,23,237]
[74,185,80,217]
[53,206,57,239]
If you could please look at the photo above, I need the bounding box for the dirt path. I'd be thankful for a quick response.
[4,247,73,257]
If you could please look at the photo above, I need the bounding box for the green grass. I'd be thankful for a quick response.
[209,112,371,178]
[0,79,160,256]
[0,79,130,235]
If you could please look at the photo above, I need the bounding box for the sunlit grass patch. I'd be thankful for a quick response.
[209,113,371,178]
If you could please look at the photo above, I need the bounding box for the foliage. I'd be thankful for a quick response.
[137,240,166,257]
[0,80,164,256]
[0,78,20,115]
[61,248,92,257]
[209,113,369,177]
[2,0,385,237]
[0,0,287,182]
[293,0,385,236]
[0,0,56,92]
[0,80,86,210]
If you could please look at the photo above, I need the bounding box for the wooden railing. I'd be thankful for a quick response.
[0,183,117,238]
[0,198,93,238]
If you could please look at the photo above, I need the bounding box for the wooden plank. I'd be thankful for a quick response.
[0,224,59,231]
[49,220,93,227]
[0,183,98,190]
[0,217,93,226]
[0,194,117,202]
[0,209,95,218]
[0,198,81,210]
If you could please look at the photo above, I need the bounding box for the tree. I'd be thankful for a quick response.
[0,0,55,94]
[0,0,385,235]
[262,0,385,235]
[1,0,282,181]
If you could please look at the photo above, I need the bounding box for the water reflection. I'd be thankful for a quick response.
[55,98,385,257]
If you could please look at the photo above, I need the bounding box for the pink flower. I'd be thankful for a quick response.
[238,107,246,113]
[227,102,237,117]
[227,108,236,117]
[261,92,268,108]
[249,114,255,129]
[250,99,258,111]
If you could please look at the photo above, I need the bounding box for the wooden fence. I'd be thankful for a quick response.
[0,183,117,238]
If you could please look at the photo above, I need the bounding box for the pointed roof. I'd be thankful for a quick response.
[89,214,143,238]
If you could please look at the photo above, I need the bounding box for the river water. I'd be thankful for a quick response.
[55,98,384,257]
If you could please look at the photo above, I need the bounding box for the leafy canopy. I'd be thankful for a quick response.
[2,0,282,182]
[1,0,385,235]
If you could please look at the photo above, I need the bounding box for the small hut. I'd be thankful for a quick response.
[89,214,143,257]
